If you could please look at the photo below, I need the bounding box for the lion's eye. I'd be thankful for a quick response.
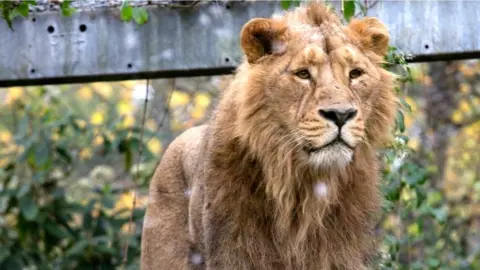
[295,69,311,80]
[349,68,363,79]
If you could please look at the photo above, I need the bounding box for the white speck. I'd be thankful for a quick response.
[391,152,408,172]
[314,182,328,198]
[209,5,223,18]
[394,136,406,145]
[190,252,203,265]
[132,84,154,104]
[161,49,174,60]
[214,28,231,39]
[150,49,174,62]
[125,33,137,50]
[271,12,284,19]
[184,188,191,198]
[199,13,211,26]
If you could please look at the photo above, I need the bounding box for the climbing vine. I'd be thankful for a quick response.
[0,0,149,30]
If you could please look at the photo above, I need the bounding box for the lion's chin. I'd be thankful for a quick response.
[307,143,354,169]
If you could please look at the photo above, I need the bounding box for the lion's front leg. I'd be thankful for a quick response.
[202,208,254,270]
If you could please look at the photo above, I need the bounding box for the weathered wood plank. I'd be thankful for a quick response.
[0,0,479,86]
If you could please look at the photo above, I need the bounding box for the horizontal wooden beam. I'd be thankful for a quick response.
[1,0,479,87]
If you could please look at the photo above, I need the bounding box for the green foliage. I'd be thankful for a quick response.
[61,1,76,17]
[120,2,149,25]
[0,0,36,30]
[0,86,160,269]
[1,0,150,29]
[342,0,355,22]
[280,0,302,10]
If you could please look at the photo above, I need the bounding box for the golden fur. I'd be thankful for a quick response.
[141,2,396,269]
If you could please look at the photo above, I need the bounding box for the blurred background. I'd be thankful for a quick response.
[0,60,479,269]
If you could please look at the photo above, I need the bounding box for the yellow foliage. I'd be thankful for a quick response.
[121,80,137,88]
[77,86,93,101]
[115,192,148,212]
[191,106,206,120]
[120,88,132,101]
[5,87,24,105]
[473,97,480,107]
[408,138,419,151]
[92,82,113,99]
[75,119,87,129]
[459,64,475,78]
[465,138,476,148]
[0,131,12,143]
[0,158,10,168]
[90,112,105,125]
[79,148,93,160]
[117,101,133,116]
[171,120,184,132]
[407,223,420,236]
[170,91,190,107]
[458,100,471,113]
[146,119,157,131]
[404,96,418,114]
[460,83,471,94]
[122,115,135,128]
[17,145,25,155]
[93,136,104,146]
[51,133,60,141]
[147,138,162,155]
[451,110,463,124]
[195,93,211,108]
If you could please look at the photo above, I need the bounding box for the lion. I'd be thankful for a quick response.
[141,2,396,270]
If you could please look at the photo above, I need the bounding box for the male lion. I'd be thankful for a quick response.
[141,2,396,269]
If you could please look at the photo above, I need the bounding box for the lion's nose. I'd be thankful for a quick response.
[319,108,357,127]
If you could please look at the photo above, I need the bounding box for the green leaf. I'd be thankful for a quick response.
[19,196,38,221]
[395,110,405,133]
[44,222,71,239]
[61,1,76,17]
[280,0,293,10]
[121,5,133,22]
[102,196,115,209]
[0,249,11,264]
[65,240,89,257]
[132,7,148,25]
[427,258,440,268]
[399,98,412,113]
[431,208,448,223]
[1,256,23,270]
[16,2,30,17]
[16,183,31,198]
[415,186,426,207]
[343,0,355,22]
[55,146,72,165]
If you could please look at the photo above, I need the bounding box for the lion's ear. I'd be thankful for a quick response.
[347,17,390,57]
[240,18,287,63]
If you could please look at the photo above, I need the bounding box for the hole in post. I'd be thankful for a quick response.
[79,24,87,32]
[225,57,230,63]
[127,63,133,69]
[30,68,36,74]
[47,26,55,33]
[226,3,231,9]
[424,44,429,49]
[32,18,36,22]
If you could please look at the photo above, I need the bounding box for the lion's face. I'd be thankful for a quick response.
[239,3,395,169]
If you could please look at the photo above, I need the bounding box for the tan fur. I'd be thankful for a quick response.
[141,2,396,269]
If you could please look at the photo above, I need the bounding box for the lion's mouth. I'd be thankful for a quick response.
[304,138,353,153]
